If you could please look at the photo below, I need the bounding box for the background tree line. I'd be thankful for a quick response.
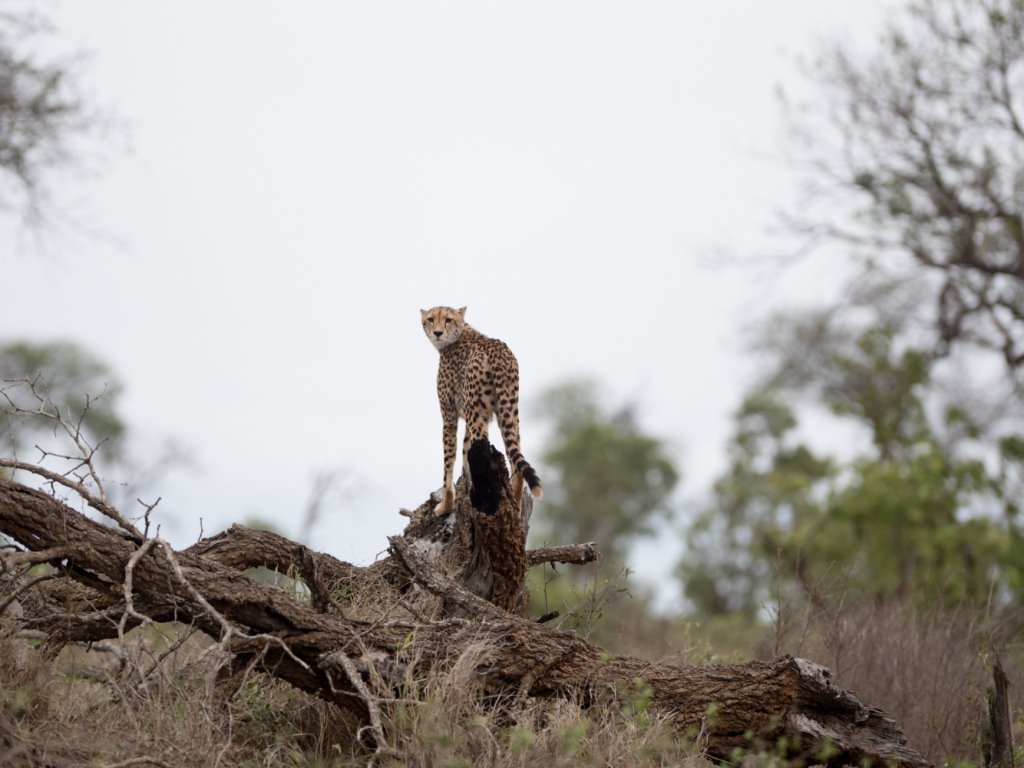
[532,0,1024,638]
[3,0,1023,632]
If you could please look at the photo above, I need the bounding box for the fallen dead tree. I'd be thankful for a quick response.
[0,444,928,767]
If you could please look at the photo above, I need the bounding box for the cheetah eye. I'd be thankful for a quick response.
[426,316,434,323]
[445,317,453,323]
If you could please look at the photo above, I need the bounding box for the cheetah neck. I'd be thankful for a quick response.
[446,325,483,350]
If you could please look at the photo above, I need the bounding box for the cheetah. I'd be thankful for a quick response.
[421,306,543,516]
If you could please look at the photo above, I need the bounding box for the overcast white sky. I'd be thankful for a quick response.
[3,1,890,609]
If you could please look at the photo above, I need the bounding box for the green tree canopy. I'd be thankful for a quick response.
[680,323,1024,616]
[680,390,833,617]
[532,380,679,567]
[685,0,1024,620]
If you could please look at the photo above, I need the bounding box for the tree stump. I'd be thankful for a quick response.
[984,654,1016,768]
[399,439,531,614]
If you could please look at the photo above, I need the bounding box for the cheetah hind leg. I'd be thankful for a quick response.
[511,472,525,507]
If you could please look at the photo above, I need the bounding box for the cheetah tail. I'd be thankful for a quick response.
[509,447,543,499]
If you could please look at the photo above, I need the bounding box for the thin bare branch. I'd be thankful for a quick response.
[0,545,67,572]
[327,653,405,765]
[0,570,61,614]
[0,457,141,539]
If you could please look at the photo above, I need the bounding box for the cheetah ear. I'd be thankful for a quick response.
[420,308,428,318]
[457,306,467,318]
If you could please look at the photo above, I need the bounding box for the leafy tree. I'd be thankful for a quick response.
[781,0,1024,377]
[527,380,679,653]
[680,391,832,618]
[685,0,1024,620]
[681,324,1024,615]
[532,380,679,567]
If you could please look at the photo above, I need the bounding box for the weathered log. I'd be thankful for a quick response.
[0,475,927,766]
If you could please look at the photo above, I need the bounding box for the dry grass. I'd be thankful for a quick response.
[0,622,711,767]
[1,631,232,766]
[764,596,1024,764]
[378,676,708,768]
[1,574,1020,766]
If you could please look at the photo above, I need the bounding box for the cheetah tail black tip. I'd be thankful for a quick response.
[522,466,543,499]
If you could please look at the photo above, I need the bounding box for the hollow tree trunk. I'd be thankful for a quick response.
[394,439,535,615]
[0,451,927,767]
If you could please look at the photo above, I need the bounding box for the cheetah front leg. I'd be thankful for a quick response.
[435,406,458,517]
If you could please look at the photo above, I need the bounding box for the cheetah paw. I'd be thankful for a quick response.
[431,485,454,517]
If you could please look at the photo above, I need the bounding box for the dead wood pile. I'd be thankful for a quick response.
[0,442,928,767]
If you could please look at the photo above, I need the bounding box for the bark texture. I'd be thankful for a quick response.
[0,465,927,767]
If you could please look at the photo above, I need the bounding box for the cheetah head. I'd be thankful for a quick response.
[421,306,467,351]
